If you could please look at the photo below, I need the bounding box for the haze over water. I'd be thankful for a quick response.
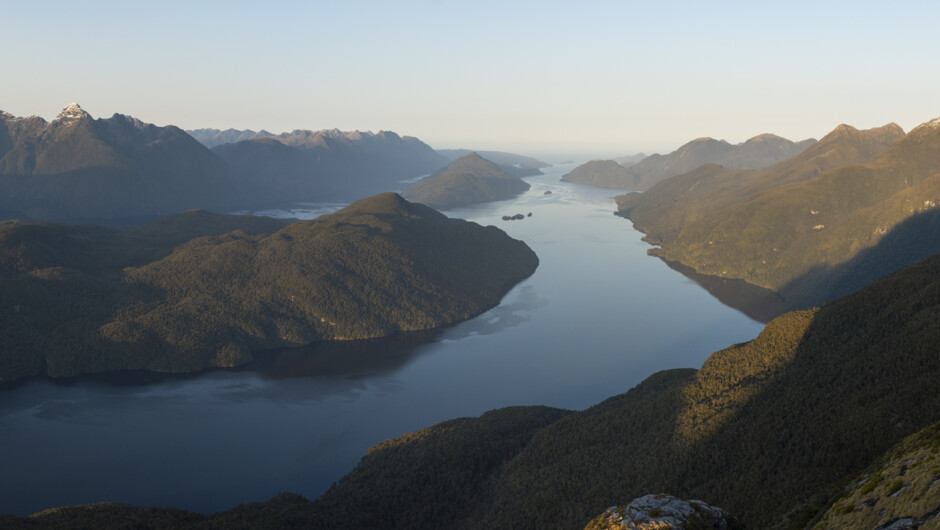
[0,164,764,516]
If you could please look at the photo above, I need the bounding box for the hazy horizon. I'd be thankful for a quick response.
[4,1,938,157]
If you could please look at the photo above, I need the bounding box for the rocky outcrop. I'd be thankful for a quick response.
[584,494,740,529]
[811,422,940,530]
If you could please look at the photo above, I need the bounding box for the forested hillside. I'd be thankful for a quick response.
[616,119,940,309]
[0,193,537,382]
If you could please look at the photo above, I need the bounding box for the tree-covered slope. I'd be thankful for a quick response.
[615,120,939,309]
[402,152,531,210]
[616,122,905,238]
[0,105,250,221]
[0,193,537,382]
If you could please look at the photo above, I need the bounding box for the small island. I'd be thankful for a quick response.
[0,193,538,382]
[402,152,531,210]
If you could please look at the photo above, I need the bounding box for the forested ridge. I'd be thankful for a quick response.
[616,118,940,309]
[0,193,537,382]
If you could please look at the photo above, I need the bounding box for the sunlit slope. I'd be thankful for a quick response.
[616,119,940,308]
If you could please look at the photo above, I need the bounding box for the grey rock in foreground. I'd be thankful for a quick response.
[584,494,741,529]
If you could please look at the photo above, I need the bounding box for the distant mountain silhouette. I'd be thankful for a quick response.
[563,133,816,190]
[560,159,634,188]
[402,152,531,210]
[206,128,449,203]
[0,104,250,221]
[437,149,549,176]
[613,153,646,167]
[187,128,275,148]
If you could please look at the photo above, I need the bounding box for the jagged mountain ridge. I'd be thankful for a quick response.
[0,104,250,221]
[208,127,449,203]
[187,127,275,148]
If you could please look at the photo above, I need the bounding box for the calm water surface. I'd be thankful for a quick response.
[0,164,765,515]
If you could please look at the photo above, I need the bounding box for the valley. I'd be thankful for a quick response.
[0,167,765,519]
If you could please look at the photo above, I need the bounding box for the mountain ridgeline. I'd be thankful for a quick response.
[0,105,453,222]
[0,104,250,221]
[209,128,450,203]
[402,152,532,210]
[616,119,940,309]
[0,193,537,382]
[562,133,816,190]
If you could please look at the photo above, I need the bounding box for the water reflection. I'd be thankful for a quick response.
[661,258,785,323]
[238,331,442,380]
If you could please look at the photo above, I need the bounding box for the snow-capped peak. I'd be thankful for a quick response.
[54,103,90,123]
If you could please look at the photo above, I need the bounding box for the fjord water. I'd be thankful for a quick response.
[0,164,764,516]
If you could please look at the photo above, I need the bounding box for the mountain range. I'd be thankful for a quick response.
[0,193,537,382]
[562,133,817,190]
[0,104,249,221]
[616,118,940,309]
[0,105,458,222]
[402,152,532,210]
[208,128,449,202]
[3,105,940,529]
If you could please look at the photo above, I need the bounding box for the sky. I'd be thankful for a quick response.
[4,0,939,159]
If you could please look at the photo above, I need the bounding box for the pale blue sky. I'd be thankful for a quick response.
[3,0,938,158]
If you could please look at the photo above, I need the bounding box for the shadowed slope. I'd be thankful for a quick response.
[0,105,249,221]
[0,193,538,382]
